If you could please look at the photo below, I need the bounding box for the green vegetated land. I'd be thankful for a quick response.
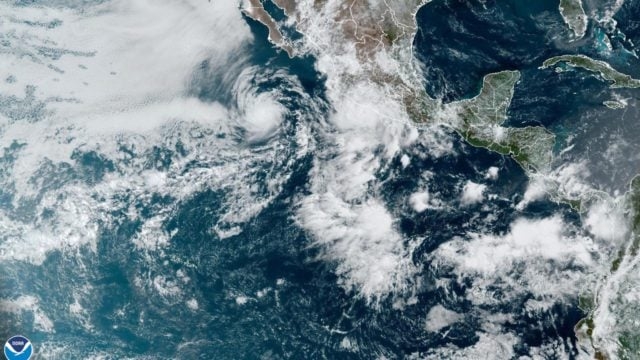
[558,0,587,37]
[542,54,640,88]
[442,60,640,358]
[611,176,640,359]
[450,70,554,172]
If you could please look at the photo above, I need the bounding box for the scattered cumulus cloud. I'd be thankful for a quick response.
[460,181,486,206]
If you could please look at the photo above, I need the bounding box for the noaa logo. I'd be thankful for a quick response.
[3,336,33,360]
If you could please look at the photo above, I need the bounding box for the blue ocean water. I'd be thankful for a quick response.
[413,0,570,102]
[415,0,640,193]
[3,0,640,358]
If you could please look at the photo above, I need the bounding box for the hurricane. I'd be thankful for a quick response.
[2,0,640,358]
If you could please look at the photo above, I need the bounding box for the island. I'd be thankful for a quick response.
[541,54,640,88]
[603,100,627,109]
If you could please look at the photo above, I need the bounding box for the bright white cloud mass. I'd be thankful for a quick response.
[1,0,638,358]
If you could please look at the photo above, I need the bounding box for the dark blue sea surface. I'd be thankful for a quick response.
[6,0,640,358]
[413,0,571,102]
[1,9,584,357]
[609,1,640,77]
[507,68,609,128]
[414,0,640,193]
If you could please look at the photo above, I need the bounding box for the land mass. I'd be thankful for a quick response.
[240,0,294,57]
[603,100,627,109]
[558,0,588,39]
[445,71,555,172]
[541,54,640,88]
[242,1,556,174]
[579,176,640,360]
[243,4,640,357]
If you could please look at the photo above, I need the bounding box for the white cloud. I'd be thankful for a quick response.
[485,166,499,180]
[296,81,424,304]
[238,92,285,141]
[152,275,182,297]
[423,332,519,359]
[409,192,431,213]
[186,299,199,311]
[401,154,411,168]
[339,337,358,352]
[0,187,99,265]
[553,161,593,200]
[233,67,287,142]
[0,0,251,110]
[0,0,253,190]
[433,216,596,310]
[0,0,313,266]
[246,0,455,306]
[298,195,419,304]
[68,293,94,331]
[409,189,443,213]
[235,296,249,305]
[425,305,462,333]
[460,181,486,206]
[516,176,549,210]
[443,216,593,275]
[584,199,628,242]
[0,295,55,333]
